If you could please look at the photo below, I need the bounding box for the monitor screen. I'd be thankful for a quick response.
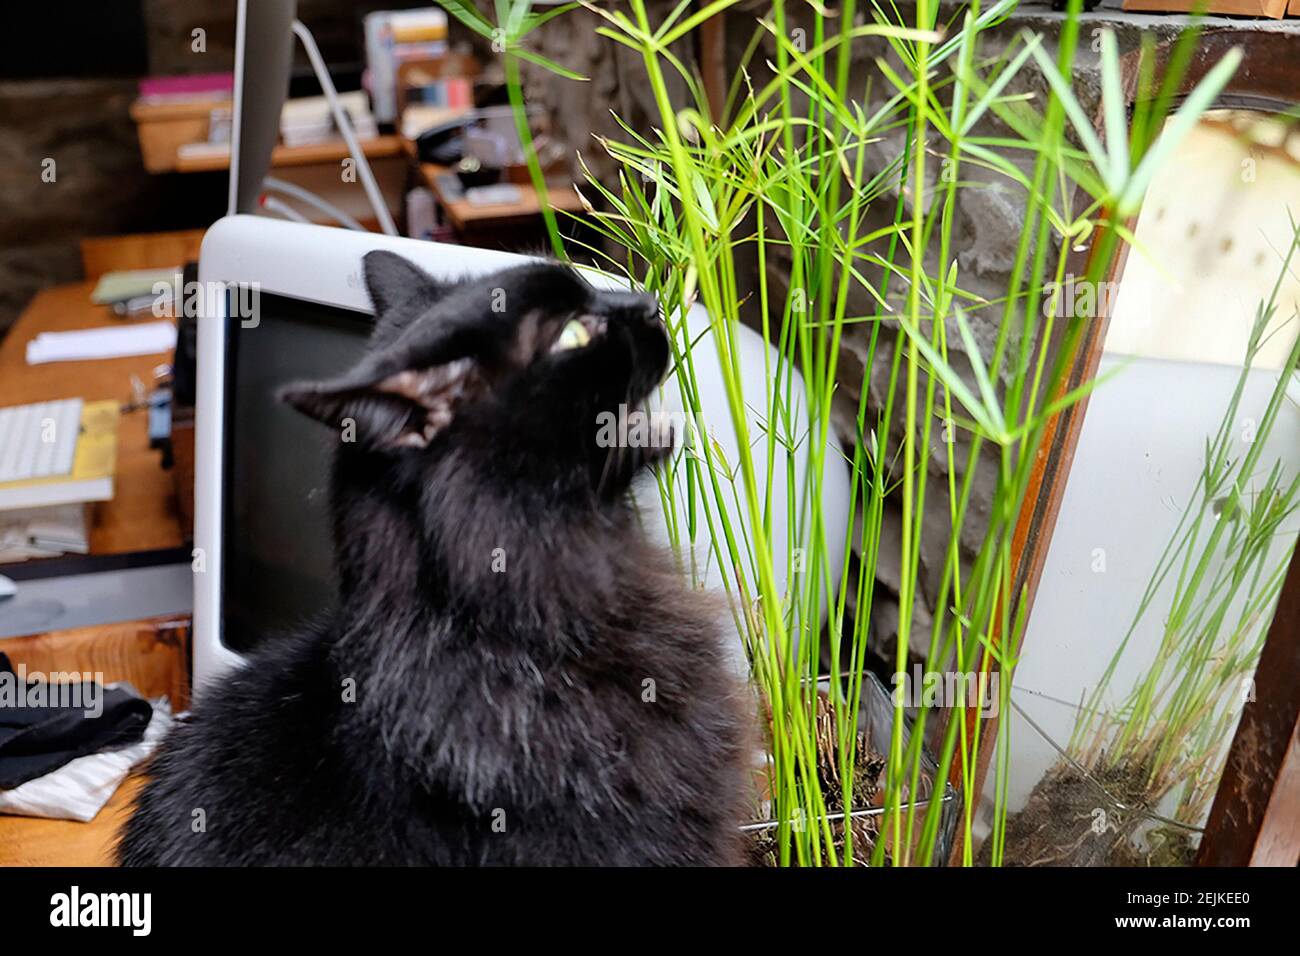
[221,291,372,653]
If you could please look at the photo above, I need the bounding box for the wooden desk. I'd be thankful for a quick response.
[401,136,587,246]
[0,255,191,867]
[416,161,587,233]
[0,775,145,867]
[81,230,205,283]
[0,282,183,556]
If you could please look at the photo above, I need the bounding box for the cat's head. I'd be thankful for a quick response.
[280,251,671,505]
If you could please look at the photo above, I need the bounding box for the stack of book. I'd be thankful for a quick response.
[364,8,450,125]
[136,73,233,107]
[280,91,379,148]
[0,400,119,563]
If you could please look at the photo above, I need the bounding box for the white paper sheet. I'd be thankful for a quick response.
[25,321,177,365]
[0,694,174,822]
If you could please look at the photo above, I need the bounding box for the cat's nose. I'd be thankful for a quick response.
[631,293,662,326]
[605,291,662,326]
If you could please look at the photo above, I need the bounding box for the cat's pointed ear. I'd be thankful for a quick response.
[362,250,446,317]
[279,356,483,451]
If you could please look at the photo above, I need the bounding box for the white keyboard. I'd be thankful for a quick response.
[0,399,83,484]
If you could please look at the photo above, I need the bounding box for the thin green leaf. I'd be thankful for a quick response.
[510,46,589,81]
[1118,47,1242,215]
[659,0,744,47]
[1029,41,1116,194]
[1099,30,1130,192]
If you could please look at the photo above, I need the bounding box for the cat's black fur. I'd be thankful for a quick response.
[119,252,749,866]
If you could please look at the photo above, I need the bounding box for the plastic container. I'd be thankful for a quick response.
[744,672,960,866]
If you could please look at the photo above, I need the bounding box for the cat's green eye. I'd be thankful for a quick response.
[555,318,591,351]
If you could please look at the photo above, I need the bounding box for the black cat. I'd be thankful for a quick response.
[119,251,750,866]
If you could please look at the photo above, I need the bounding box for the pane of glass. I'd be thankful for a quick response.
[982,109,1300,866]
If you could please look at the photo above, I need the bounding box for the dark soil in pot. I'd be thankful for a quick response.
[748,694,888,866]
[986,759,1195,866]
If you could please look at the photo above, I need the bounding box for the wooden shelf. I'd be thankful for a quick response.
[174,134,405,174]
[131,95,405,174]
[1122,0,1289,15]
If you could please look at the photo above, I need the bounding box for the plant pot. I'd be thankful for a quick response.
[975,690,1203,866]
[745,672,960,866]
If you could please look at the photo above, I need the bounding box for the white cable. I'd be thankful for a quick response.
[291,19,398,236]
[263,175,366,231]
[260,194,312,224]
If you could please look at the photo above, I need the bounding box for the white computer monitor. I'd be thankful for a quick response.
[193,216,848,689]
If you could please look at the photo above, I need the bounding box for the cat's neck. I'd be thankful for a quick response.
[331,467,637,652]
[328,472,656,782]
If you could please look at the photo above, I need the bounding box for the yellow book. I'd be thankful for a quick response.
[0,400,118,511]
[391,23,447,43]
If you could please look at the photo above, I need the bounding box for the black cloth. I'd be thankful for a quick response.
[0,652,153,789]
